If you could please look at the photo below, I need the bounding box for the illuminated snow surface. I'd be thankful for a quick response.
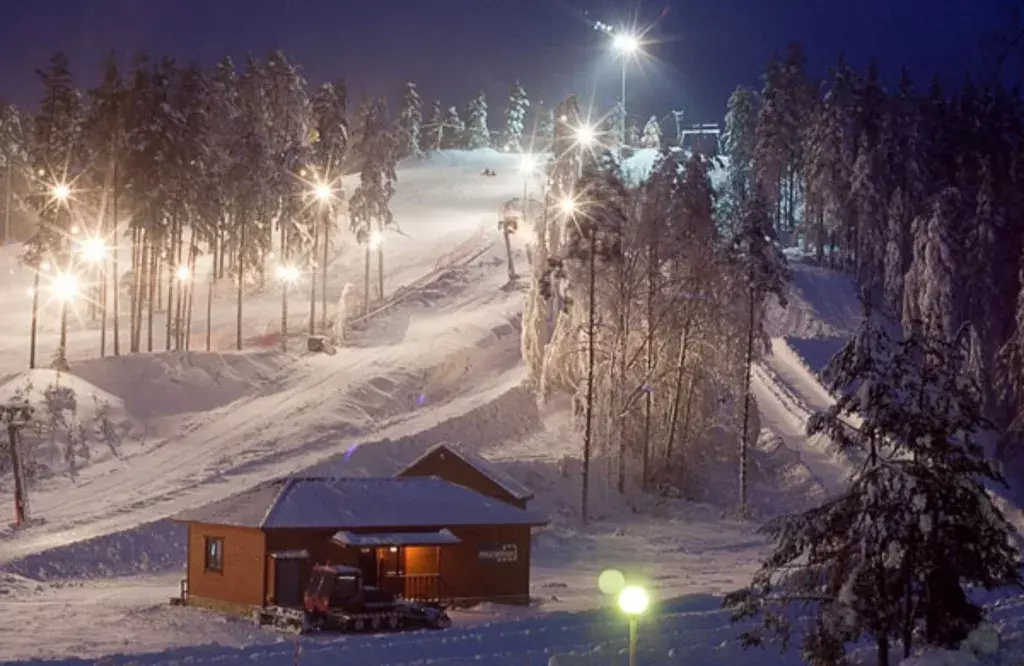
[0,150,1021,665]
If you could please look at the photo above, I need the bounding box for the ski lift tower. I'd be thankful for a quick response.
[680,123,721,155]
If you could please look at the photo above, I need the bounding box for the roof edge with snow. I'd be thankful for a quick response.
[397,443,534,501]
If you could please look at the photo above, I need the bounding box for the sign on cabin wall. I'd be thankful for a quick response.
[478,542,518,564]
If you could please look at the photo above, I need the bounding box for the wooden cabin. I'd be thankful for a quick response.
[171,475,546,614]
[396,443,534,509]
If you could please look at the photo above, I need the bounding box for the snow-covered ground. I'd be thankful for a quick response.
[0,149,1021,666]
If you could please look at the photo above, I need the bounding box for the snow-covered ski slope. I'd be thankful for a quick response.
[0,149,1019,665]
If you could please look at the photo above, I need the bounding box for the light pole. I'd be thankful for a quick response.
[617,584,650,666]
[277,264,299,351]
[612,33,639,143]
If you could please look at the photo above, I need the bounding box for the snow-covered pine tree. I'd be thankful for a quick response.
[902,187,964,342]
[441,105,463,149]
[608,98,626,146]
[626,118,641,146]
[640,115,661,149]
[502,80,529,152]
[730,193,789,515]
[725,308,1021,666]
[462,91,490,150]
[396,81,423,159]
[421,100,444,153]
[537,107,554,140]
[349,98,397,314]
[722,86,759,214]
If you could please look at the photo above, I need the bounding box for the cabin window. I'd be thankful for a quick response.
[205,537,224,572]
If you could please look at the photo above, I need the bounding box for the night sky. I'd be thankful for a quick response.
[0,0,1013,127]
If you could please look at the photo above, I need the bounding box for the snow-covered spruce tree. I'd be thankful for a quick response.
[901,187,964,343]
[309,79,349,332]
[461,91,490,149]
[537,107,554,141]
[608,98,626,146]
[722,85,759,215]
[396,81,423,159]
[626,118,640,146]
[421,100,444,153]
[349,98,397,314]
[640,115,662,149]
[730,192,789,515]
[725,309,1021,666]
[502,80,529,152]
[441,105,464,149]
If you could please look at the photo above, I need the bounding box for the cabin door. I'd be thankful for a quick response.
[273,558,304,607]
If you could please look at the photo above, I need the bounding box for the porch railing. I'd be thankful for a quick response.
[381,573,452,604]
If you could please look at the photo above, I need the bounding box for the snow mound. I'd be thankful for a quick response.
[70,349,294,422]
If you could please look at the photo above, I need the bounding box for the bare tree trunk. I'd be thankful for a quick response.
[146,236,156,353]
[29,271,40,369]
[581,230,596,523]
[377,232,384,302]
[236,221,245,351]
[739,279,755,516]
[321,207,329,331]
[280,222,288,351]
[503,226,515,281]
[100,197,108,358]
[665,317,693,462]
[166,221,178,351]
[184,239,196,350]
[363,243,370,315]
[642,239,657,491]
[111,158,120,356]
[310,212,318,335]
[7,423,28,525]
[173,223,185,350]
[205,265,214,352]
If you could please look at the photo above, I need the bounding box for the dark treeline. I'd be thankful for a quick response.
[722,43,1024,439]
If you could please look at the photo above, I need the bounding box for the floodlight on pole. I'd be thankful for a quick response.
[612,31,641,144]
[617,585,650,666]
[368,229,384,251]
[276,264,300,284]
[575,124,597,147]
[51,272,80,302]
[518,155,536,175]
[175,265,190,282]
[559,197,577,215]
[78,237,108,264]
[314,182,332,202]
[613,33,640,53]
[51,183,70,201]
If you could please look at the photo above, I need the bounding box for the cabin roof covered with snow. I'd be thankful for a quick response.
[396,443,534,501]
[170,476,546,529]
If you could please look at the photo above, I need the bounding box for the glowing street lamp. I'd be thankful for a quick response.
[617,585,650,666]
[175,265,190,282]
[559,197,577,216]
[368,229,385,251]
